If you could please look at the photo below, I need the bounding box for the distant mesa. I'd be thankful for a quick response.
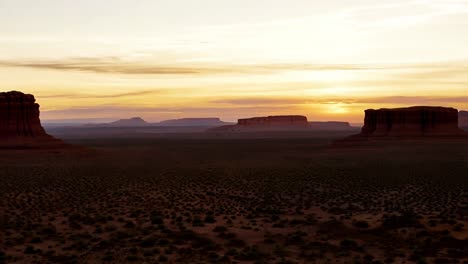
[238,115,309,127]
[110,117,149,127]
[84,117,149,127]
[338,106,467,144]
[158,118,233,127]
[0,91,65,148]
[209,115,354,132]
[84,117,232,127]
[459,111,468,130]
[210,115,309,132]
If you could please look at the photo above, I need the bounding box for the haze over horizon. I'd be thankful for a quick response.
[1,0,468,123]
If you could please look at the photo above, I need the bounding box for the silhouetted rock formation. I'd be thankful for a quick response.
[360,107,463,136]
[309,121,354,130]
[158,118,232,127]
[209,115,311,132]
[84,117,149,127]
[459,111,468,129]
[0,91,65,148]
[336,107,466,145]
[110,117,149,127]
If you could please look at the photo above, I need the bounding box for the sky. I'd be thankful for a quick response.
[1,0,468,123]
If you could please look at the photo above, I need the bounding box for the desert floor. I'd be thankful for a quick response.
[0,131,467,263]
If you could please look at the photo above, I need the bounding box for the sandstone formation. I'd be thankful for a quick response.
[0,91,64,148]
[337,107,466,144]
[459,111,468,129]
[360,106,463,136]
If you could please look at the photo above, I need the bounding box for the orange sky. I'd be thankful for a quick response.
[1,0,468,123]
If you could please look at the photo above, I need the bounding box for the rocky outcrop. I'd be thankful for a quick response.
[459,111,468,129]
[360,106,463,136]
[336,107,466,145]
[0,91,64,148]
[0,91,47,137]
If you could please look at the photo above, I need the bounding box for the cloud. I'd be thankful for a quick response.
[355,96,468,105]
[38,90,159,99]
[211,96,468,107]
[3,56,468,76]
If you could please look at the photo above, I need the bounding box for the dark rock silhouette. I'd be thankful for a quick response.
[110,117,149,127]
[360,106,463,136]
[209,115,357,132]
[158,118,232,127]
[237,115,309,127]
[459,111,468,129]
[84,117,149,127]
[336,106,467,145]
[0,91,65,148]
[209,115,311,132]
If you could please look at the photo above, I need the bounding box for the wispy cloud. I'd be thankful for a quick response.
[2,56,468,76]
[211,96,468,107]
[38,90,160,99]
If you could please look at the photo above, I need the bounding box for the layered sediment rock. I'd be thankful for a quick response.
[0,91,64,148]
[337,106,466,145]
[360,106,462,136]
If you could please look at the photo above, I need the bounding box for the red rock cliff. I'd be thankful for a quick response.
[360,106,463,136]
[0,91,50,137]
[0,91,66,148]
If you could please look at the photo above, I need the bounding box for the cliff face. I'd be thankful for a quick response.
[0,91,65,148]
[238,115,309,127]
[360,106,463,136]
[0,91,48,138]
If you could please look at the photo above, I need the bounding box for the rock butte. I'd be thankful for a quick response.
[0,91,65,148]
[238,115,309,127]
[338,106,467,144]
[209,115,310,132]
[209,115,354,132]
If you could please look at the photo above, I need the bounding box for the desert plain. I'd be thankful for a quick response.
[0,129,467,264]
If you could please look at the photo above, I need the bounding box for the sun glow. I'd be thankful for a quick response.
[324,102,350,114]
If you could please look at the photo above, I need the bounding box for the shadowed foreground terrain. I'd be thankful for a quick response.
[0,131,467,263]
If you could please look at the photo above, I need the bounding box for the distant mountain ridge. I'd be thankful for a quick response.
[83,117,233,127]
[158,118,233,127]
